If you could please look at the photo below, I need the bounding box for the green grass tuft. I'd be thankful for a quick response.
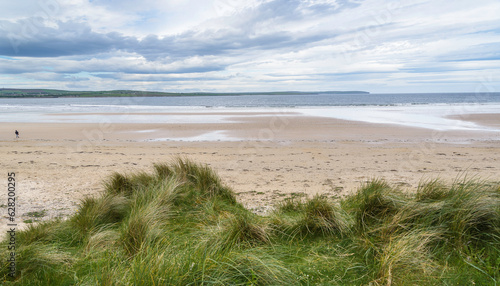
[172,157,237,204]
[71,194,128,241]
[25,210,47,218]
[374,229,440,285]
[345,179,406,233]
[209,213,271,253]
[153,162,173,179]
[416,178,450,201]
[104,172,134,195]
[301,195,351,236]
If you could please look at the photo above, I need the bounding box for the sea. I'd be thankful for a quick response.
[1,92,500,132]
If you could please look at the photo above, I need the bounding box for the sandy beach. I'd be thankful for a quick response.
[1,111,499,233]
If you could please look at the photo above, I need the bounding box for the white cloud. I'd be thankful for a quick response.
[0,0,499,92]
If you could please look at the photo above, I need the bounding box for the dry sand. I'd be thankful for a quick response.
[1,113,499,233]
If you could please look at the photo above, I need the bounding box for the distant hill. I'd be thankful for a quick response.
[0,88,369,98]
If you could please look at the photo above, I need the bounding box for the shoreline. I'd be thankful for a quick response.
[1,108,500,141]
[2,104,500,132]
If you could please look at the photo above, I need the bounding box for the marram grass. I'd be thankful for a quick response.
[1,158,499,285]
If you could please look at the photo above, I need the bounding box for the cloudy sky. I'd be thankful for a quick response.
[1,0,499,93]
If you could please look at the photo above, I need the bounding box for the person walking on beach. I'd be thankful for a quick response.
[15,130,19,138]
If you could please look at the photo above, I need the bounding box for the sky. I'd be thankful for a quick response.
[0,0,499,93]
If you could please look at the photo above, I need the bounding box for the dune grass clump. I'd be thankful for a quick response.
[208,213,271,254]
[0,158,499,285]
[344,180,406,233]
[15,220,75,246]
[271,195,351,238]
[362,178,500,284]
[373,229,440,285]
[390,178,500,246]
[170,157,237,204]
[276,196,305,213]
[6,243,75,285]
[301,195,351,236]
[153,162,173,179]
[120,203,159,256]
[441,179,500,245]
[71,194,128,240]
[207,251,297,285]
[415,178,450,201]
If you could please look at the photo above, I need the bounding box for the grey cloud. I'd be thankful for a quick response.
[0,52,227,75]
[0,20,137,57]
[0,0,347,60]
[92,72,230,82]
